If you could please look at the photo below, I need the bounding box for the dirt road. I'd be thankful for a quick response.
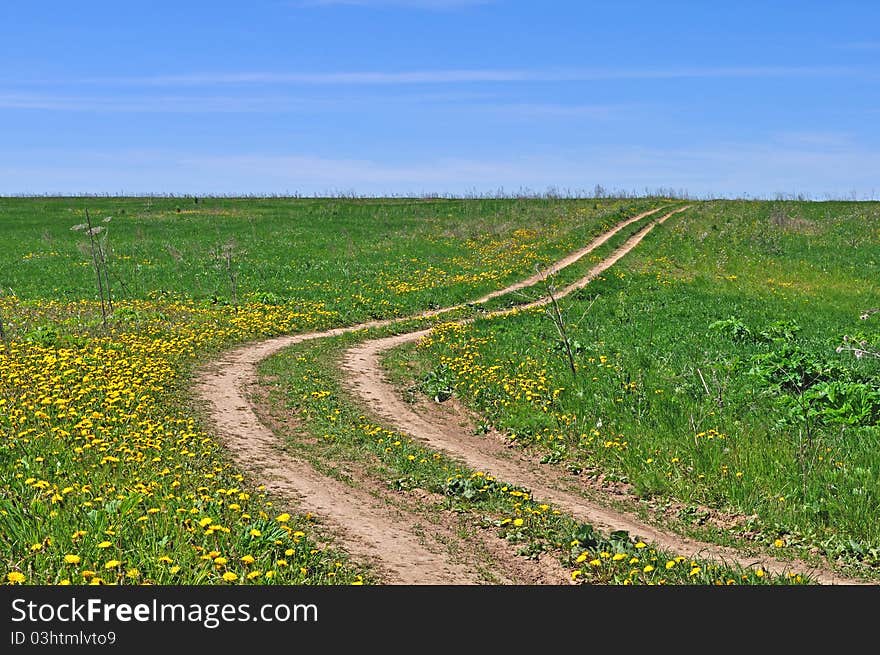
[195,205,865,585]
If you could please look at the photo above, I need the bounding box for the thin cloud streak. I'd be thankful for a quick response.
[0,93,322,113]
[479,102,625,119]
[3,92,617,116]
[836,41,880,50]
[68,65,857,87]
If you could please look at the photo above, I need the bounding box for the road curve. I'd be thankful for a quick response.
[198,204,866,585]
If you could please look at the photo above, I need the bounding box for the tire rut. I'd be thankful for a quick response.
[339,207,867,586]
[194,205,864,585]
[193,205,668,585]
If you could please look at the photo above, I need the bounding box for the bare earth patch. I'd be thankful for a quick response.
[247,380,571,584]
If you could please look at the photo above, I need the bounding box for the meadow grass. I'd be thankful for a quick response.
[0,196,661,585]
[0,196,658,313]
[259,329,807,585]
[397,200,880,579]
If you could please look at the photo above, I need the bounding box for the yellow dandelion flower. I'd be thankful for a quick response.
[222,572,238,582]
[7,572,26,584]
[241,555,255,564]
[575,553,588,564]
[275,513,291,523]
[773,539,784,548]
[64,554,81,565]
[169,566,181,574]
[756,569,765,578]
[635,542,646,549]
[589,559,601,567]
[512,518,524,527]
[690,567,701,576]
[665,560,676,569]
[249,529,261,537]
[97,541,112,549]
[104,560,121,570]
[246,571,262,580]
[643,565,655,573]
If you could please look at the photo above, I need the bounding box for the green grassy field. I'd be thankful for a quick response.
[2,196,876,585]
[0,196,659,311]
[390,200,880,578]
[1,195,670,585]
[259,326,808,585]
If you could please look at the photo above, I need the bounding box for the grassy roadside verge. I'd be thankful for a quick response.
[388,200,880,582]
[258,324,812,585]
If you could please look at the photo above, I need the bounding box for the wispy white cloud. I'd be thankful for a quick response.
[0,89,511,113]
[70,65,856,87]
[771,131,856,149]
[836,41,880,50]
[0,93,321,113]
[105,69,531,86]
[4,92,625,118]
[479,102,625,119]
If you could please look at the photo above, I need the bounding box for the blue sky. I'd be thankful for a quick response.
[1,0,878,197]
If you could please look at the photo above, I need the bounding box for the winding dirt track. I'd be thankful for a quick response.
[196,205,865,585]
